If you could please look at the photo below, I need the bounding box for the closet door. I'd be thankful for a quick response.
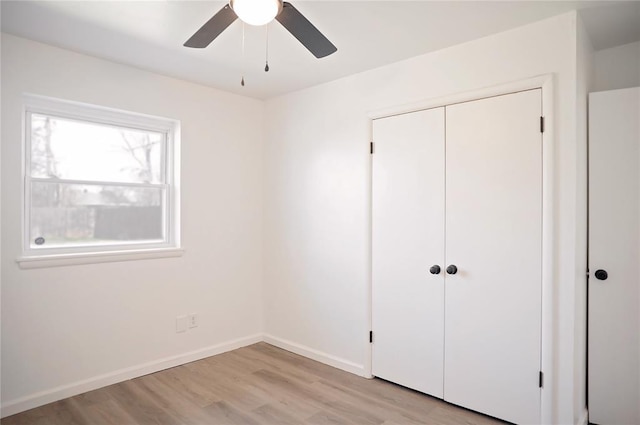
[372,108,445,397]
[444,90,542,424]
[588,87,639,425]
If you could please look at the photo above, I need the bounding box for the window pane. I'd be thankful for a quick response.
[30,181,165,248]
[30,114,164,184]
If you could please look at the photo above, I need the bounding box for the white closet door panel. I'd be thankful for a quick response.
[444,90,542,424]
[588,87,640,425]
[372,108,445,397]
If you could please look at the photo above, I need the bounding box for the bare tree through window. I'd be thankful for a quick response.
[29,114,165,247]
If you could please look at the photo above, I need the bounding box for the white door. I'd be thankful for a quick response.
[372,107,445,397]
[588,87,640,425]
[444,90,543,424]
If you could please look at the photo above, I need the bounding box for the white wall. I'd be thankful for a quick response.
[1,34,264,416]
[594,41,640,92]
[263,12,584,425]
[575,15,594,425]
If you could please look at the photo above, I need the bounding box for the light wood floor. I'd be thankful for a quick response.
[1,343,507,425]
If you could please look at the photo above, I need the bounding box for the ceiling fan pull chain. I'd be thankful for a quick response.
[264,23,270,72]
[241,22,246,86]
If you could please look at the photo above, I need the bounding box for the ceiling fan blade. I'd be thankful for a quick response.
[184,4,237,48]
[276,2,337,58]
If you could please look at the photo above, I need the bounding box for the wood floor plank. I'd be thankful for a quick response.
[152,365,221,408]
[318,400,384,425]
[306,410,354,425]
[80,399,138,425]
[309,379,433,425]
[182,360,301,418]
[1,342,507,425]
[251,368,332,410]
[234,346,318,385]
[28,399,89,425]
[240,372,322,420]
[251,403,302,425]
[103,380,184,425]
[202,400,261,425]
[131,375,220,425]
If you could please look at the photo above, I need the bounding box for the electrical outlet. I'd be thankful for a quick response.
[189,313,199,328]
[176,315,188,333]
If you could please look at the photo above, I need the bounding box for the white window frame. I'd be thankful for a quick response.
[18,94,182,268]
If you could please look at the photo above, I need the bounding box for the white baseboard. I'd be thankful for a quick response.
[263,333,366,378]
[2,333,367,418]
[577,407,589,425]
[1,333,262,418]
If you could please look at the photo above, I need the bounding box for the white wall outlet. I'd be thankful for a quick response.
[188,313,199,328]
[176,315,188,333]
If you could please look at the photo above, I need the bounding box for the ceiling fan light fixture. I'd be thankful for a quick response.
[230,0,282,26]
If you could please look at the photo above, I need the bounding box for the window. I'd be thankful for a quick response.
[21,95,180,265]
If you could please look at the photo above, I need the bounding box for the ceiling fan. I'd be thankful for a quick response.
[184,0,337,59]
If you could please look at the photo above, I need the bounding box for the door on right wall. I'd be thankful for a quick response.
[444,90,543,425]
[588,87,640,425]
[371,89,543,425]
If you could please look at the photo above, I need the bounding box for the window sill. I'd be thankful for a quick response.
[17,247,185,269]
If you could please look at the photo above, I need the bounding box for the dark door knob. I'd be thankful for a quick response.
[594,269,608,281]
[429,265,441,275]
[446,265,458,275]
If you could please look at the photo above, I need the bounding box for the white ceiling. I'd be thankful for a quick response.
[579,1,640,50]
[2,1,639,99]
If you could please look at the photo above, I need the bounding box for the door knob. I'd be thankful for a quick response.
[594,269,608,281]
[429,265,441,275]
[446,265,458,275]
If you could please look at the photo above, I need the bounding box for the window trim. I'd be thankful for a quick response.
[19,94,181,267]
[17,247,185,269]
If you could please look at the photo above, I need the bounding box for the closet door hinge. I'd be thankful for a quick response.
[539,371,544,388]
[369,331,373,343]
[370,142,375,154]
[540,116,545,133]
